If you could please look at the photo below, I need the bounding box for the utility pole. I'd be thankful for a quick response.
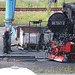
[48,0,49,4]
[49,0,52,16]
[48,0,57,16]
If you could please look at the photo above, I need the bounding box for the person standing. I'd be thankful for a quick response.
[3,27,10,54]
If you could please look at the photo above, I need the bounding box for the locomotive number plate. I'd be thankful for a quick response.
[51,21,65,25]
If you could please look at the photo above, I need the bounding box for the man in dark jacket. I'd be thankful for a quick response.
[3,28,10,54]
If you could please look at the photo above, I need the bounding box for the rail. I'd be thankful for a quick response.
[0,8,62,11]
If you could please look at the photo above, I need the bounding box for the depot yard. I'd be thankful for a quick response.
[0,27,75,74]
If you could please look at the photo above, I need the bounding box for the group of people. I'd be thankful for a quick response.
[3,27,12,54]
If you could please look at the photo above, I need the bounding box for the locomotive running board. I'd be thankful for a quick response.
[48,54,67,62]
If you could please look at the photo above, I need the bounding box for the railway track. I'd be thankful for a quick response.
[0,8,62,11]
[0,55,48,62]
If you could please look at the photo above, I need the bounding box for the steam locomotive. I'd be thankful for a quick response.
[47,3,75,62]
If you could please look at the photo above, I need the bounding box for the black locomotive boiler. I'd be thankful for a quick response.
[47,3,75,62]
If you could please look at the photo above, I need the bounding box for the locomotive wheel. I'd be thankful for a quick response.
[51,48,59,56]
[71,55,75,62]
